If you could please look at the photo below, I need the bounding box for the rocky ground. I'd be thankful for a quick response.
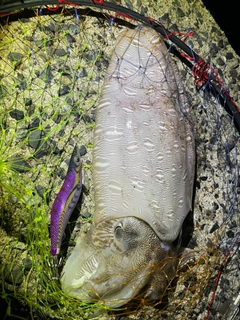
[0,0,239,319]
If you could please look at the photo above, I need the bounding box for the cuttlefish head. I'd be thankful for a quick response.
[61,216,178,308]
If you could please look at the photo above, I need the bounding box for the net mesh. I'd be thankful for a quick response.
[0,1,239,319]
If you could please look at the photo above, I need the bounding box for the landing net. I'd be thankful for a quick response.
[0,1,239,319]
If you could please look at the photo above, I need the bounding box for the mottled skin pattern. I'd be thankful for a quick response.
[61,26,195,308]
[50,146,82,256]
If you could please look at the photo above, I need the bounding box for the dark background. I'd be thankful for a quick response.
[202,0,239,56]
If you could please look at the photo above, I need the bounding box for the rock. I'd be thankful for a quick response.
[58,85,70,96]
[24,98,32,106]
[210,222,219,233]
[82,114,91,123]
[35,185,46,198]
[66,33,76,43]
[226,52,234,60]
[7,52,23,64]
[54,48,67,57]
[39,66,53,83]
[13,242,26,250]
[4,265,24,285]
[22,257,32,273]
[28,117,40,129]
[79,68,88,78]
[79,145,87,156]
[28,130,45,149]
[82,211,92,219]
[9,109,24,120]
[11,157,31,173]
[45,22,56,33]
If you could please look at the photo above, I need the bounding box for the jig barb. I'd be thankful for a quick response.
[50,146,83,256]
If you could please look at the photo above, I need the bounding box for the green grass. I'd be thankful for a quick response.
[0,10,101,319]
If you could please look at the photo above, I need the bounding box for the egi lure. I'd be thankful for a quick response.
[50,146,83,256]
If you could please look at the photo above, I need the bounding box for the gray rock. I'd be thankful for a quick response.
[7,52,23,62]
[11,157,31,173]
[28,117,40,129]
[9,109,24,120]
[28,130,46,150]
[22,257,32,273]
[58,85,70,96]
[24,98,32,106]
[4,265,24,285]
[54,48,67,57]
[79,68,88,78]
[35,185,46,198]
[79,145,87,156]
[66,33,76,43]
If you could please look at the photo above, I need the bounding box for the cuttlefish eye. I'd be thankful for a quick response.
[114,225,123,239]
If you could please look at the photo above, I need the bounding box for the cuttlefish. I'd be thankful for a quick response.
[53,26,195,308]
